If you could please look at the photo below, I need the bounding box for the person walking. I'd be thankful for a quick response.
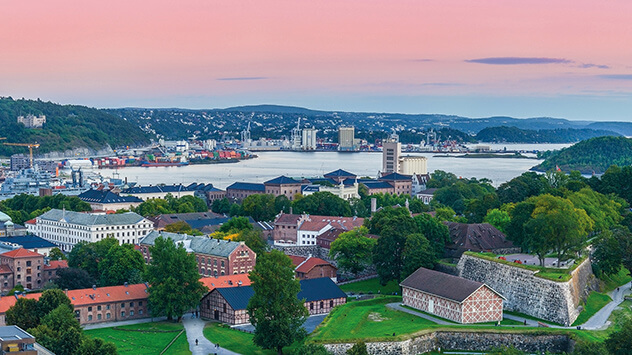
[195,339,198,346]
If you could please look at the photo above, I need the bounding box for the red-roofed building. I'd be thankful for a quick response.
[0,249,67,294]
[0,283,150,326]
[273,212,364,246]
[289,255,337,282]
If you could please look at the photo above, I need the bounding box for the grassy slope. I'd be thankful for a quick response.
[572,292,613,326]
[602,267,632,292]
[339,278,401,295]
[85,322,190,355]
[203,323,299,355]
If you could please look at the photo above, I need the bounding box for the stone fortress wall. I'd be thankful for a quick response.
[323,331,572,355]
[457,253,597,325]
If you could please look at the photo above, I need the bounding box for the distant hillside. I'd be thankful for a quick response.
[476,126,620,143]
[531,136,632,174]
[0,97,150,156]
[586,121,632,136]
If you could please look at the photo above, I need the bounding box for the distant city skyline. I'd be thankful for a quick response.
[1,1,631,121]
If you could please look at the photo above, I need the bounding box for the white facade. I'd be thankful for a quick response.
[338,126,355,151]
[17,114,46,128]
[303,182,359,201]
[399,156,428,175]
[28,210,154,252]
[297,224,332,246]
[203,139,217,151]
[301,128,317,150]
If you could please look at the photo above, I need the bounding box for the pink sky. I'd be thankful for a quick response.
[1,0,631,120]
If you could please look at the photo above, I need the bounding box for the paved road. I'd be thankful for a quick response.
[232,314,327,334]
[580,280,632,330]
[182,317,239,355]
[83,316,167,330]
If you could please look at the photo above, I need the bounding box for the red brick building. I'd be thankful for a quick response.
[264,176,302,201]
[400,267,504,324]
[272,213,364,245]
[202,277,346,325]
[140,231,256,277]
[0,248,67,294]
[288,255,338,282]
[378,172,413,196]
[225,182,265,201]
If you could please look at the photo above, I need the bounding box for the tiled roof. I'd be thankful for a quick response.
[0,294,40,313]
[274,213,301,224]
[66,283,149,306]
[37,209,147,227]
[379,172,412,181]
[290,256,336,274]
[200,274,252,294]
[418,188,438,195]
[400,267,502,303]
[78,189,143,204]
[218,277,346,310]
[0,235,57,250]
[44,260,68,270]
[1,248,42,258]
[324,169,357,178]
[264,176,301,185]
[298,220,331,232]
[444,222,515,255]
[226,182,266,192]
[121,184,196,194]
[0,265,13,274]
[140,231,243,258]
[308,216,364,231]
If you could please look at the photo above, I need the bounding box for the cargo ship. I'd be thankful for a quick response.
[141,161,189,167]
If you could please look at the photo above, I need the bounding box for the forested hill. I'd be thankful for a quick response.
[531,136,632,174]
[0,97,150,156]
[475,126,620,143]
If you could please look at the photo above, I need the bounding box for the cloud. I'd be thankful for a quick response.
[411,59,434,62]
[599,74,632,80]
[579,63,610,69]
[217,77,268,81]
[465,57,572,65]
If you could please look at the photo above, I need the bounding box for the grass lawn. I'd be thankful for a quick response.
[203,323,299,355]
[339,278,401,295]
[311,296,437,342]
[602,267,632,292]
[503,310,562,326]
[86,321,190,355]
[572,292,613,326]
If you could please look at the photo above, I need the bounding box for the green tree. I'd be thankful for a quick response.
[402,233,435,279]
[329,227,376,276]
[293,343,330,355]
[145,237,208,321]
[505,200,536,249]
[573,340,609,355]
[234,230,268,257]
[525,194,593,265]
[78,337,118,355]
[247,250,308,355]
[5,298,40,330]
[274,195,291,214]
[68,238,119,281]
[219,216,253,233]
[427,170,459,188]
[29,304,83,355]
[606,318,632,354]
[483,208,512,234]
[292,192,352,217]
[211,197,231,214]
[49,247,66,261]
[164,221,203,235]
[98,244,146,286]
[594,230,624,276]
[241,194,277,221]
[37,289,73,318]
[369,207,416,285]
[346,342,369,355]
[565,188,624,232]
[497,172,547,204]
[413,213,451,258]
[55,267,96,290]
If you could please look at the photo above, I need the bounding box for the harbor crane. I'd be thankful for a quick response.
[2,142,40,168]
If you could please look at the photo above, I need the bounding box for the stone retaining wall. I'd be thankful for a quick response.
[323,331,572,355]
[457,254,597,325]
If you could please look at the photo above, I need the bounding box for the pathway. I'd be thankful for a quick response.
[580,280,632,330]
[232,314,327,334]
[83,316,166,330]
[182,317,239,355]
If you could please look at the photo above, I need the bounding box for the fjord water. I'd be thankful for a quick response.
[110,143,571,189]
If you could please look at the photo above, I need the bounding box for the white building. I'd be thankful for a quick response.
[17,114,46,128]
[399,156,428,175]
[301,128,317,150]
[28,209,154,251]
[302,181,359,201]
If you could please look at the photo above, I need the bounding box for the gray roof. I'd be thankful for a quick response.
[218,277,346,311]
[37,209,147,226]
[400,267,504,302]
[0,325,35,341]
[140,231,241,258]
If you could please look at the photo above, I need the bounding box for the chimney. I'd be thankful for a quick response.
[124,282,128,287]
[238,280,242,286]
[92,285,96,290]
[64,289,68,295]
[370,198,377,213]
[289,207,293,214]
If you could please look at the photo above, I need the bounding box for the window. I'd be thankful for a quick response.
[121,311,126,317]
[139,301,143,306]
[106,305,110,310]
[320,302,324,309]
[26,261,31,267]
[106,313,111,319]
[97,314,102,320]
[310,303,314,310]
[221,261,224,267]
[330,300,334,308]
[139,310,143,315]
[130,310,134,316]
[88,306,93,312]
[88,315,93,321]
[121,303,125,308]
[97,306,102,311]
[223,303,227,313]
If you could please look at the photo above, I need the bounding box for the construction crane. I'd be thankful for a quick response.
[2,142,40,168]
